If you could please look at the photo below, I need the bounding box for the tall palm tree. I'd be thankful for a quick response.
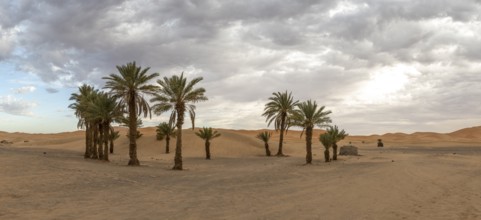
[151,73,207,170]
[256,131,272,156]
[326,125,348,160]
[156,122,177,154]
[320,133,333,162]
[103,61,159,166]
[262,91,298,156]
[69,84,97,159]
[291,100,332,164]
[85,92,123,161]
[195,127,221,160]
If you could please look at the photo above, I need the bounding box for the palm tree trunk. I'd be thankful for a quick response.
[98,123,104,160]
[173,107,184,170]
[103,122,109,161]
[88,122,94,158]
[205,140,211,160]
[276,113,286,156]
[84,123,90,158]
[109,138,114,154]
[109,127,114,154]
[324,149,330,162]
[305,126,313,164]
[128,93,140,166]
[165,136,170,154]
[264,142,271,156]
[332,143,338,160]
[92,123,99,159]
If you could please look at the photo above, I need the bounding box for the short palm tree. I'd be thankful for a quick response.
[119,116,144,139]
[319,133,334,162]
[103,61,159,166]
[326,125,348,160]
[256,131,272,156]
[109,130,120,154]
[156,122,177,154]
[291,100,332,164]
[262,91,298,156]
[151,73,207,170]
[195,127,221,160]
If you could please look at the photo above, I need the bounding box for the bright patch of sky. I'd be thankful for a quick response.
[350,64,421,105]
[328,1,368,18]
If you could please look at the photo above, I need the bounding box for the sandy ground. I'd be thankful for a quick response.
[1,127,481,219]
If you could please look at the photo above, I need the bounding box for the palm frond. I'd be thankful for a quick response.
[195,127,221,141]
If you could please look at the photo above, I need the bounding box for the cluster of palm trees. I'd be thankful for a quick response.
[70,61,207,170]
[69,85,123,161]
[320,126,348,162]
[70,62,347,168]
[259,91,348,164]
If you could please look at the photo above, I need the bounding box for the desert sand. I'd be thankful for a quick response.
[1,126,481,219]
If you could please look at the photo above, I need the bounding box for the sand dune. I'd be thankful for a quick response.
[1,126,481,219]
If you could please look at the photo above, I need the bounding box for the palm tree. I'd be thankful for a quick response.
[320,133,333,162]
[151,73,207,170]
[69,84,96,158]
[291,100,332,164]
[262,91,298,156]
[156,122,177,154]
[85,92,123,161]
[103,61,159,166]
[195,127,221,160]
[109,130,120,154]
[256,131,272,156]
[326,125,348,160]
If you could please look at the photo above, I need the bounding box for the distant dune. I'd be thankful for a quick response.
[2,126,481,152]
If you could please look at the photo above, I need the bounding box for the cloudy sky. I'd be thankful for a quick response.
[1,0,481,135]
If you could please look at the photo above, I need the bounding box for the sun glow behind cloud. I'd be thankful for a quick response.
[349,64,421,105]
[328,1,368,18]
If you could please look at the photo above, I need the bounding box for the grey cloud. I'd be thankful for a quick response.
[0,26,16,60]
[46,88,59,93]
[3,0,481,134]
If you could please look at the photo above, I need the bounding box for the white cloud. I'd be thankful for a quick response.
[0,95,37,116]
[14,85,36,94]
